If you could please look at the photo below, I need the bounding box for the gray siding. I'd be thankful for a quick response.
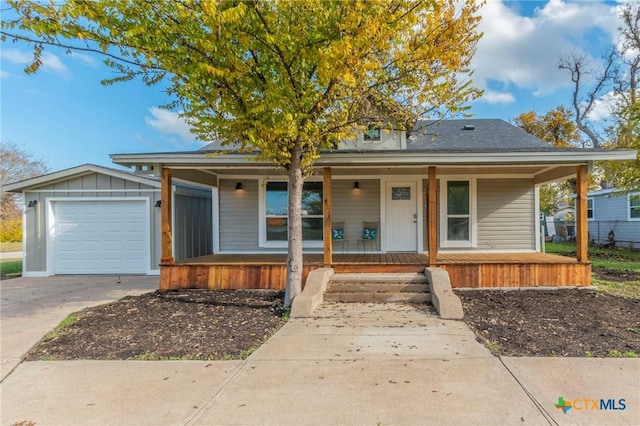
[22,172,160,274]
[588,193,640,245]
[332,179,380,243]
[174,192,213,261]
[476,179,535,250]
[219,179,260,251]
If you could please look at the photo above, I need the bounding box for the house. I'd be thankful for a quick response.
[4,164,212,276]
[586,188,640,247]
[107,119,635,289]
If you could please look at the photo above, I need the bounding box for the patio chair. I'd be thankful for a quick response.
[357,221,379,253]
[332,221,347,253]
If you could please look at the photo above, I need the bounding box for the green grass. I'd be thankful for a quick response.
[0,259,22,280]
[0,242,22,252]
[546,242,640,299]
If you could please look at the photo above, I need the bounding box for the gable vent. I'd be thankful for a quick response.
[463,124,475,130]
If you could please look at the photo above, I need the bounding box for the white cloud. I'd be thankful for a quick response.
[472,0,621,96]
[478,89,516,104]
[69,52,98,67]
[0,71,9,79]
[1,48,69,75]
[145,107,195,142]
[586,91,620,121]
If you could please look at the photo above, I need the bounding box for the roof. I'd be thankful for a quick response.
[3,163,160,193]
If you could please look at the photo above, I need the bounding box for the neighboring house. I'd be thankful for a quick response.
[4,164,212,276]
[586,188,640,247]
[107,119,635,289]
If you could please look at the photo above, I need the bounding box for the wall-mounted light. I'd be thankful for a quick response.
[155,200,162,208]
[353,181,360,190]
[27,200,38,208]
[235,182,243,190]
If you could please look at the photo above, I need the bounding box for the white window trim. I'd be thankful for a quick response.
[258,178,324,248]
[628,192,640,221]
[587,197,594,221]
[439,178,477,248]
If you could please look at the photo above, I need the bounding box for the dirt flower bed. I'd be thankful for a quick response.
[458,289,640,357]
[27,289,287,361]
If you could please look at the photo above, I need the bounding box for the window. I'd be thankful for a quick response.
[629,193,640,221]
[263,181,323,245]
[587,198,594,220]
[440,179,476,247]
[364,126,381,141]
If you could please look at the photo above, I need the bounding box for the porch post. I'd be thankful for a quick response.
[323,167,333,267]
[161,167,174,265]
[428,166,438,265]
[576,164,588,262]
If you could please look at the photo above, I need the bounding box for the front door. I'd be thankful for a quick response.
[385,181,418,251]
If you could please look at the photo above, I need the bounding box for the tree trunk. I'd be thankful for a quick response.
[284,145,304,307]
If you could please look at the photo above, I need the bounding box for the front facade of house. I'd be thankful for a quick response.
[110,119,636,289]
[587,188,640,247]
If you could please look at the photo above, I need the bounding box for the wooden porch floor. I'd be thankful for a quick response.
[179,252,577,266]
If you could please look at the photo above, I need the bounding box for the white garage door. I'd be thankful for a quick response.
[53,200,148,274]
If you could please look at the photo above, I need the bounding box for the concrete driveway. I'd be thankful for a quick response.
[1,275,158,380]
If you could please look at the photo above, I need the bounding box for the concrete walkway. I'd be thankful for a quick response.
[0,251,22,259]
[2,301,638,425]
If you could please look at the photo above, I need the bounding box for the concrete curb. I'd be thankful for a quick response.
[290,268,334,318]
[425,267,464,319]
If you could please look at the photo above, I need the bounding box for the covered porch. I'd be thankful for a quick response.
[159,252,591,290]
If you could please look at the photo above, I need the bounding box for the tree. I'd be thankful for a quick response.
[2,0,483,306]
[513,107,583,215]
[0,141,48,219]
[558,2,640,189]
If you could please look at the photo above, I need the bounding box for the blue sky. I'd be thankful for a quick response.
[0,0,624,173]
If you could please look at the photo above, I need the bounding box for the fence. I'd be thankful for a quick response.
[554,220,640,248]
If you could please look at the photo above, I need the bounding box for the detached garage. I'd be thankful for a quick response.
[5,164,212,277]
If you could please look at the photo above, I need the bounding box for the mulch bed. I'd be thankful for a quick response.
[25,288,640,360]
[26,290,287,361]
[458,289,640,357]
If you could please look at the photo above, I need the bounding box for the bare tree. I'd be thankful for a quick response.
[0,142,48,218]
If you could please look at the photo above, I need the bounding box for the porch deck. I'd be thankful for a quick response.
[160,252,591,290]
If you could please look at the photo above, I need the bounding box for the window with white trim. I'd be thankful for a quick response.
[629,193,640,221]
[440,179,476,248]
[263,181,323,246]
[587,197,594,220]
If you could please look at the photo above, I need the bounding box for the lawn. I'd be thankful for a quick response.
[1,259,22,280]
[0,242,22,252]
[546,242,640,299]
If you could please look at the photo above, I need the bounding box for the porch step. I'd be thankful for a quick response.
[325,273,431,304]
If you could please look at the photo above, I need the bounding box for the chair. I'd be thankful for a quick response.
[358,221,379,253]
[331,221,347,253]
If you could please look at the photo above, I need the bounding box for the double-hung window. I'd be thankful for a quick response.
[440,179,476,248]
[629,193,640,220]
[587,198,594,220]
[263,181,323,247]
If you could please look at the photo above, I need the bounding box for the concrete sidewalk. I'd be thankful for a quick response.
[2,302,638,425]
[1,275,158,380]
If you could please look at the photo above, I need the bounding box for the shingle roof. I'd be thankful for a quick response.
[406,119,554,152]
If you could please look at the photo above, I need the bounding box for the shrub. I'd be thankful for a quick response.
[0,218,22,242]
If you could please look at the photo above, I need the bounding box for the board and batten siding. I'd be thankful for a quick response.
[332,179,381,244]
[476,178,535,250]
[174,191,213,261]
[219,179,260,251]
[22,172,161,274]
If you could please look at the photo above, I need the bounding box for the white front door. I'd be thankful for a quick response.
[385,181,418,251]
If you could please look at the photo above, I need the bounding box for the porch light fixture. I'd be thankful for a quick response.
[27,200,38,208]
[155,200,162,208]
[353,181,360,190]
[235,182,243,190]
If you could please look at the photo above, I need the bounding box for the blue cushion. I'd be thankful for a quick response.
[332,228,344,240]
[362,227,377,240]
